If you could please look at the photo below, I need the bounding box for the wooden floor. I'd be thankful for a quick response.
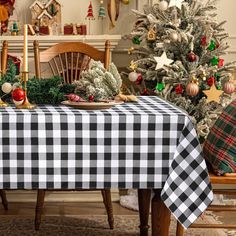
[0,201,235,226]
[0,202,138,216]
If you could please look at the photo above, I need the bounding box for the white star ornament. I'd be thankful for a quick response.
[154,52,174,70]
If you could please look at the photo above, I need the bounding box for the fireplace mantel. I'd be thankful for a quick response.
[0,35,122,53]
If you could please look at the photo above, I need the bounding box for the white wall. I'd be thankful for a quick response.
[14,0,141,35]
[11,0,236,65]
[216,0,236,62]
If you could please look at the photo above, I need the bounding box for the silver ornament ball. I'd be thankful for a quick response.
[158,1,168,11]
[1,82,12,94]
[128,71,139,82]
[170,32,178,41]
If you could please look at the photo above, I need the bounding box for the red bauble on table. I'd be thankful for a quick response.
[89,95,95,102]
[187,52,197,62]
[12,88,25,101]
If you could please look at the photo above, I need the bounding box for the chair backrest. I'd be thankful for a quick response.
[33,40,111,84]
[1,41,8,75]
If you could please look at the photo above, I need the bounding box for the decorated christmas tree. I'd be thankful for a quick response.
[98,0,106,19]
[86,1,95,20]
[125,0,236,140]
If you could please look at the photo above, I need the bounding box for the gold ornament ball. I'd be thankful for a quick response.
[121,0,129,4]
[223,81,235,94]
[128,47,134,55]
[186,83,199,96]
[129,61,138,71]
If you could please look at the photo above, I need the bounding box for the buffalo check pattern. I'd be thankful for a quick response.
[0,96,213,228]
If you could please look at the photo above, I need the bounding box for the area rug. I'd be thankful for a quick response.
[120,190,235,236]
[0,214,229,236]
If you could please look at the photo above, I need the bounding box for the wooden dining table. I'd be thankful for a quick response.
[0,96,213,235]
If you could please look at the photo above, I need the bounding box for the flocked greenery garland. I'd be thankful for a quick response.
[1,60,122,105]
[1,61,75,105]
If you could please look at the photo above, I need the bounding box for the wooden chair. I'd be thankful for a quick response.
[33,40,113,231]
[34,40,110,81]
[1,40,8,75]
[176,172,236,236]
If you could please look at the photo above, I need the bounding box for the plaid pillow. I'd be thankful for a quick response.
[203,100,236,175]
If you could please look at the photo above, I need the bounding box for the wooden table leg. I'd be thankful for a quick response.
[0,190,8,210]
[152,189,171,236]
[138,189,151,236]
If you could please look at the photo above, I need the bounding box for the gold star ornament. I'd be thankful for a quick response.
[203,84,223,103]
[129,60,138,71]
[128,47,134,55]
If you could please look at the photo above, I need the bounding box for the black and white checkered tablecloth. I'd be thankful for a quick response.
[0,96,213,228]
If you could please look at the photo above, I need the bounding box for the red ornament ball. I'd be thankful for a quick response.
[136,74,143,85]
[207,77,215,86]
[218,58,224,68]
[141,88,149,96]
[187,52,197,62]
[186,83,199,97]
[223,81,235,94]
[175,84,183,94]
[89,95,94,102]
[12,88,25,101]
[201,36,207,46]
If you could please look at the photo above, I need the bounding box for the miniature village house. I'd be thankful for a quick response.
[30,0,62,35]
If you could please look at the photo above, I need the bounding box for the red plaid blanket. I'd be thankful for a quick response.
[203,100,236,175]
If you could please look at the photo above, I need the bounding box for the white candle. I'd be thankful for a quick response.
[23,24,28,72]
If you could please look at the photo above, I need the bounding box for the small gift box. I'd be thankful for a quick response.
[64,24,73,35]
[81,24,87,35]
[76,25,82,35]
[39,26,49,35]
[76,24,87,35]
